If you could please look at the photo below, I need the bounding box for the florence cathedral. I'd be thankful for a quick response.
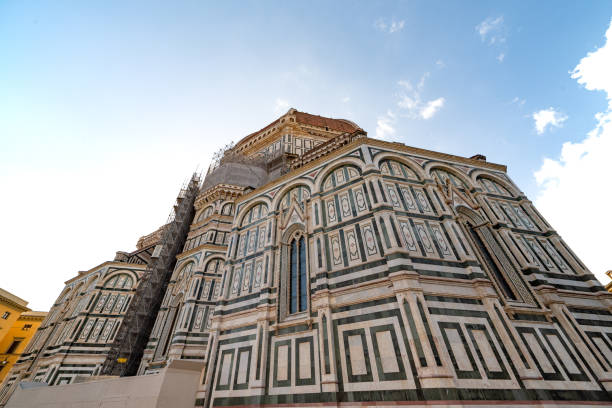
[1,109,611,407]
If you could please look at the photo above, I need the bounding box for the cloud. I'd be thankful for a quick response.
[342,96,351,103]
[376,111,396,139]
[476,16,508,61]
[420,97,445,119]
[532,107,568,134]
[476,16,505,44]
[571,22,612,110]
[396,73,445,120]
[510,96,526,107]
[435,60,446,69]
[534,19,612,284]
[374,18,405,34]
[273,98,290,114]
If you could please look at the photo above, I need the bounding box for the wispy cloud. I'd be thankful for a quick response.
[273,98,290,114]
[510,96,526,107]
[396,73,445,120]
[374,18,405,34]
[533,107,568,134]
[435,59,446,69]
[476,16,506,44]
[342,96,351,103]
[376,111,396,139]
[476,16,508,62]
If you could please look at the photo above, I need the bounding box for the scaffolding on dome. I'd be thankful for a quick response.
[100,172,201,377]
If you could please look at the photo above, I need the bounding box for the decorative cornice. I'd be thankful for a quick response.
[18,312,47,321]
[195,184,247,209]
[0,296,30,312]
[177,243,227,260]
[236,137,507,205]
[65,261,148,285]
[0,288,28,310]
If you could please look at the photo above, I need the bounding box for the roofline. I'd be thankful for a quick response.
[0,288,29,310]
[236,136,507,205]
[233,108,360,151]
[64,261,149,285]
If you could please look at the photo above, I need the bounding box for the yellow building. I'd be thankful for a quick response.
[0,289,46,383]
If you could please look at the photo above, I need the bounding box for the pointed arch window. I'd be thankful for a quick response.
[281,230,309,318]
[289,235,308,314]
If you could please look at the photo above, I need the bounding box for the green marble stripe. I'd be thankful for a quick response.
[516,326,564,381]
[424,295,482,305]
[403,299,427,367]
[215,349,235,391]
[493,305,530,369]
[568,307,612,316]
[416,298,441,366]
[540,327,589,382]
[322,314,330,374]
[233,346,252,390]
[339,229,349,267]
[428,307,489,318]
[439,321,481,379]
[379,217,391,249]
[210,388,611,406]
[354,223,367,263]
[294,337,316,386]
[272,339,291,388]
[465,323,510,380]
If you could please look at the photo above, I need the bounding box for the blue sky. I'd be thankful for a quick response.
[2,1,612,310]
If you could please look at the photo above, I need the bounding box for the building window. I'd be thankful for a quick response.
[288,233,308,315]
[22,324,32,331]
[1,312,10,320]
[6,339,22,354]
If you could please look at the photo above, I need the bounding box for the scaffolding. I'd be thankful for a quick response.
[101,173,201,376]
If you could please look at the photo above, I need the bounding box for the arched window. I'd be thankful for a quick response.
[431,168,469,190]
[104,273,134,289]
[176,262,194,282]
[379,159,419,180]
[279,185,310,212]
[287,232,308,315]
[477,177,513,197]
[221,202,234,216]
[197,206,215,222]
[321,165,360,192]
[240,203,268,227]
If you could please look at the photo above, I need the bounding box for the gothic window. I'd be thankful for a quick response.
[379,159,419,181]
[279,185,310,212]
[103,273,134,290]
[221,202,234,216]
[241,203,268,227]
[477,177,513,197]
[321,165,360,192]
[466,222,517,301]
[283,230,309,316]
[176,262,194,282]
[205,258,222,273]
[197,205,214,222]
[431,168,469,190]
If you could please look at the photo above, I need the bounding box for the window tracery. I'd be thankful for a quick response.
[379,159,419,180]
[431,168,469,190]
[281,229,309,318]
[322,165,360,192]
[478,177,513,197]
[241,203,268,227]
